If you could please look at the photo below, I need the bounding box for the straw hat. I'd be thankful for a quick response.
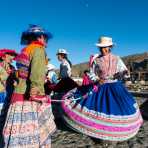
[56,48,68,55]
[96,36,114,47]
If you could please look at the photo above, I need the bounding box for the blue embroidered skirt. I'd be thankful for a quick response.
[62,82,143,141]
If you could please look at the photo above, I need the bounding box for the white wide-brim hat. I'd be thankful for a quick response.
[96,36,114,47]
[47,63,56,70]
[56,48,69,55]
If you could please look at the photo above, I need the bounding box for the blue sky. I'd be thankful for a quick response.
[0,0,147,67]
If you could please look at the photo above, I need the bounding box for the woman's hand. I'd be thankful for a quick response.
[13,80,18,86]
[30,87,40,96]
[98,79,104,85]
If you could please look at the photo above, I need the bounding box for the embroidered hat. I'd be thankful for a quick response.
[56,48,69,55]
[0,49,17,56]
[96,36,114,47]
[21,24,52,45]
[0,49,17,61]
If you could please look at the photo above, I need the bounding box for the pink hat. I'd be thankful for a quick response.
[0,49,17,56]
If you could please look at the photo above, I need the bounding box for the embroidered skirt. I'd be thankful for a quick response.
[3,93,56,148]
[62,82,143,141]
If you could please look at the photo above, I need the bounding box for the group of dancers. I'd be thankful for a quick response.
[0,24,143,148]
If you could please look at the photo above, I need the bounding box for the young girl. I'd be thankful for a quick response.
[82,70,93,86]
[61,36,143,142]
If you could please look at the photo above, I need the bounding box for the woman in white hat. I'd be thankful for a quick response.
[52,48,78,93]
[61,36,143,142]
[56,48,71,79]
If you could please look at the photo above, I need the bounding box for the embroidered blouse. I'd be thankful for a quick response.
[15,41,46,96]
[89,53,128,83]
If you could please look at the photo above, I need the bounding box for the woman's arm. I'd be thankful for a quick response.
[116,56,128,72]
[30,47,46,96]
[0,67,7,81]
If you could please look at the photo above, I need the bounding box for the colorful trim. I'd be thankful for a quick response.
[67,101,140,121]
[62,103,142,132]
[11,93,51,104]
[64,102,141,126]
[63,115,140,141]
[62,100,142,141]
[16,42,44,80]
[3,99,56,147]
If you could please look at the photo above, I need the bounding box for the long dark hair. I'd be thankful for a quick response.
[60,53,72,67]
[65,55,72,68]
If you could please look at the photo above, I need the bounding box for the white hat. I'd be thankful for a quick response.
[96,37,114,47]
[56,48,68,55]
[47,63,55,70]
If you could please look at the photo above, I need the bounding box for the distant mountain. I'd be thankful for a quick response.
[71,52,148,77]
[122,52,148,65]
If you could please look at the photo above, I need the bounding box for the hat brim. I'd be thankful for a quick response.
[5,52,18,56]
[0,49,18,56]
[56,52,68,55]
[95,43,114,47]
[21,31,53,45]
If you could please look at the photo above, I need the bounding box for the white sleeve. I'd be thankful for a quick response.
[116,56,128,73]
[89,63,100,82]
[66,62,71,77]
[88,72,99,82]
